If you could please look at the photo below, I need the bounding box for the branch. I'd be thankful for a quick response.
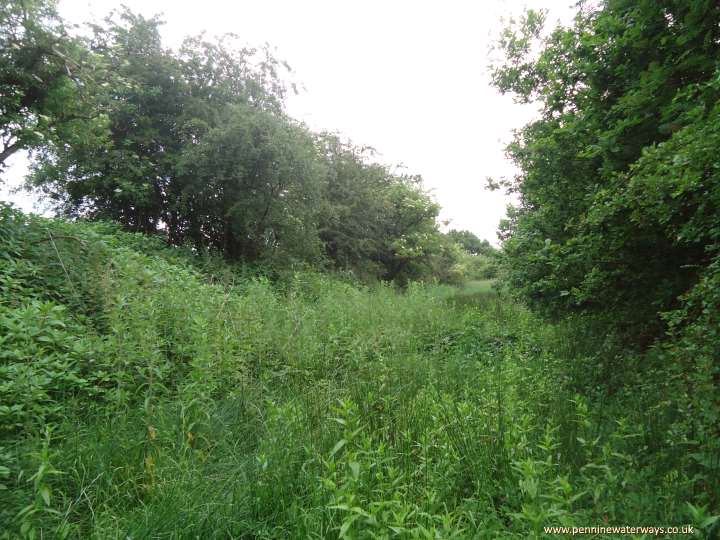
[0,140,23,168]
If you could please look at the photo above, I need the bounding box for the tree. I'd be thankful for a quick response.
[491,0,720,343]
[315,134,394,279]
[177,104,323,263]
[0,0,99,172]
[23,6,458,283]
[29,9,299,252]
[446,229,493,256]
[316,134,456,283]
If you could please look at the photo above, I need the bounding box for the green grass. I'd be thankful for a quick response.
[1,206,718,539]
[462,279,496,294]
[446,280,497,310]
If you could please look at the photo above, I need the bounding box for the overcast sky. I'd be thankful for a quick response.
[1,0,578,243]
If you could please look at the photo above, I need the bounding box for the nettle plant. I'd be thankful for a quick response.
[317,399,464,539]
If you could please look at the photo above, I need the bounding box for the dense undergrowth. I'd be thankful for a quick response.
[1,204,718,538]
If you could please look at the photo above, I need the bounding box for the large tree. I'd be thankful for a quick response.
[29,9,298,252]
[316,134,456,283]
[23,7,458,282]
[176,105,323,263]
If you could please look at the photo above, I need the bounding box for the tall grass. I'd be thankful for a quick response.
[0,205,717,538]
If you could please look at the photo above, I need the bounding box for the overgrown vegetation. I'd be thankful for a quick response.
[1,205,717,538]
[486,5,720,531]
[2,0,720,537]
[490,0,720,344]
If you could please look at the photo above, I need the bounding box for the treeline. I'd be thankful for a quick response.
[491,0,720,345]
[1,0,495,284]
[490,0,720,487]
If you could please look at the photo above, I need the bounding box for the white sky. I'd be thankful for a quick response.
[1,0,578,243]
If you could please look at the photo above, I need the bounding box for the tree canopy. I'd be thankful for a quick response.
[446,229,493,256]
[0,0,102,169]
[9,2,458,283]
[491,0,720,344]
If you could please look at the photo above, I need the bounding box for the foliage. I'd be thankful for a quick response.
[315,134,424,282]
[0,0,103,171]
[488,3,720,527]
[28,8,289,238]
[490,0,720,343]
[3,0,719,537]
[446,229,494,257]
[17,6,457,283]
[0,205,717,538]
[442,230,500,281]
[176,104,323,264]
